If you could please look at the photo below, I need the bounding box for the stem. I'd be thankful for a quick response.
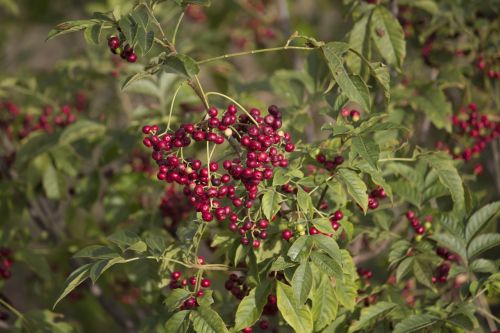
[197,45,315,65]
[166,82,186,131]
[205,92,259,126]
[172,11,185,47]
[192,75,210,111]
[0,298,34,332]
[315,185,328,209]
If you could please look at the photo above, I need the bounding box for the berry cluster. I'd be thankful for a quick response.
[436,103,500,173]
[341,107,361,122]
[405,211,432,239]
[368,186,387,210]
[0,247,13,279]
[1,99,84,141]
[142,104,294,248]
[431,262,450,284]
[108,36,137,63]
[168,271,211,309]
[224,273,249,300]
[315,153,344,171]
[357,267,374,281]
[436,247,459,262]
[476,55,500,79]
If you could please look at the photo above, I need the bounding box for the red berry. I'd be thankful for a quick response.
[282,229,293,241]
[201,278,211,288]
[171,271,181,280]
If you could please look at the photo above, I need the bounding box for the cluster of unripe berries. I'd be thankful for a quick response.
[0,247,13,279]
[142,104,295,247]
[315,153,344,171]
[405,210,432,240]
[341,107,361,122]
[169,271,210,310]
[367,186,387,210]
[1,97,85,141]
[476,55,500,79]
[107,36,137,63]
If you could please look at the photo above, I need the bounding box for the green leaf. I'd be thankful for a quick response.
[233,282,271,330]
[311,273,338,331]
[261,190,281,221]
[292,261,313,304]
[165,310,190,333]
[73,245,119,259]
[174,0,212,6]
[420,153,464,213]
[107,230,141,251]
[346,13,372,76]
[132,4,150,28]
[337,168,368,212]
[163,54,200,78]
[59,120,105,145]
[336,250,358,311]
[287,235,310,262]
[430,233,467,263]
[276,281,313,333]
[270,257,296,271]
[47,20,95,41]
[467,233,500,259]
[137,30,155,56]
[393,314,439,333]
[322,42,371,112]
[119,14,139,43]
[465,201,500,243]
[350,301,396,332]
[370,6,406,70]
[122,71,157,90]
[89,257,127,283]
[165,289,191,311]
[53,264,91,309]
[352,135,379,170]
[42,162,60,199]
[310,252,342,279]
[469,259,497,273]
[412,84,453,132]
[127,240,148,253]
[311,218,333,234]
[396,257,414,282]
[413,258,434,289]
[312,234,341,262]
[297,187,313,217]
[272,168,289,186]
[190,306,229,333]
[83,23,102,44]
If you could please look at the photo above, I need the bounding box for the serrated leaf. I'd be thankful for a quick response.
[337,168,368,212]
[430,233,467,263]
[312,234,341,262]
[190,306,229,333]
[370,6,406,70]
[261,190,281,220]
[163,54,200,78]
[73,245,119,259]
[165,289,191,311]
[350,301,396,332]
[292,261,313,304]
[270,257,296,271]
[287,235,310,262]
[412,85,452,132]
[352,135,379,170]
[297,187,313,217]
[393,314,439,333]
[310,252,342,279]
[469,259,497,273]
[53,264,91,309]
[396,257,414,282]
[322,42,371,112]
[107,230,141,251]
[465,201,500,243]
[311,273,338,331]
[276,281,313,333]
[233,282,271,330]
[165,310,190,333]
[272,168,289,186]
[413,259,434,289]
[336,250,357,311]
[420,153,464,213]
[346,13,372,76]
[89,257,127,283]
[467,233,500,259]
[311,218,333,234]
